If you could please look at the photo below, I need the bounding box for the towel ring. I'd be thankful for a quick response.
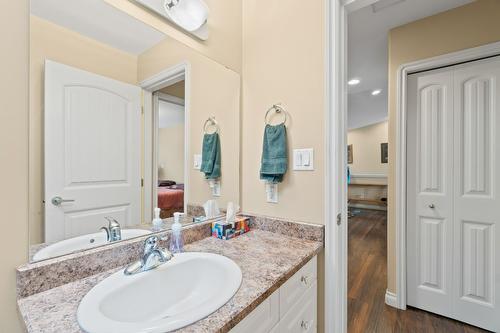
[265,104,287,125]
[203,116,219,134]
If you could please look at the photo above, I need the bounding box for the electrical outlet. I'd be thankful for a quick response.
[211,180,221,197]
[193,154,202,170]
[266,183,278,203]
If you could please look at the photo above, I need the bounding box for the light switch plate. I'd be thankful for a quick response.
[293,148,314,171]
[194,154,202,170]
[266,183,278,203]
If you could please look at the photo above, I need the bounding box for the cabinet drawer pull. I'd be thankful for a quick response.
[300,275,310,286]
[301,320,312,331]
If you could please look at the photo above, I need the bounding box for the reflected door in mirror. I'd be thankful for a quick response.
[44,61,141,243]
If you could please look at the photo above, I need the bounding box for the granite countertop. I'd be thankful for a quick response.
[18,229,323,333]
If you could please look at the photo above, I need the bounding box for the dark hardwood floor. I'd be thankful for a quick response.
[348,208,488,333]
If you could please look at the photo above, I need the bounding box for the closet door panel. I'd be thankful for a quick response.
[453,58,500,332]
[407,69,454,316]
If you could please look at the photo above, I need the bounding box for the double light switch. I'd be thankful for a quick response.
[293,148,314,171]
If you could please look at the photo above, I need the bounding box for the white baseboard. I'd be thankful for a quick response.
[385,290,398,308]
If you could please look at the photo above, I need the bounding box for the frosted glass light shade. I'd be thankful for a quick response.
[164,0,209,32]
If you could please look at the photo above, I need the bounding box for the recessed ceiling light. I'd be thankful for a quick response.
[371,89,382,96]
[348,78,360,86]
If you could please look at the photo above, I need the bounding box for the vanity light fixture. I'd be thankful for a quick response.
[134,0,209,40]
[348,78,360,86]
[371,89,382,96]
[163,0,209,32]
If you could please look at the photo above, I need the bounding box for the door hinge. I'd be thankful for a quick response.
[337,213,342,226]
[141,106,144,115]
[141,178,144,187]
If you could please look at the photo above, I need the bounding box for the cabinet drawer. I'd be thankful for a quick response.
[277,281,317,333]
[231,289,280,333]
[280,256,317,316]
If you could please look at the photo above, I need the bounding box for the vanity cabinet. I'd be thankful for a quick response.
[231,256,318,333]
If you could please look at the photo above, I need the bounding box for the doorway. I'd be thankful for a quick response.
[141,62,190,224]
[153,83,187,218]
[329,0,500,332]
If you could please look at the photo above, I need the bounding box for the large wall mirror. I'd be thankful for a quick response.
[29,0,240,262]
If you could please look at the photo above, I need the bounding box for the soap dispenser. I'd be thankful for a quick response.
[170,212,184,253]
[152,207,163,231]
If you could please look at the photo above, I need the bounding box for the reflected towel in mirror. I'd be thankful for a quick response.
[201,132,221,179]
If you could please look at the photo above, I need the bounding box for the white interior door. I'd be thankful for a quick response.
[407,68,454,317]
[45,60,141,243]
[452,57,500,331]
[407,56,500,332]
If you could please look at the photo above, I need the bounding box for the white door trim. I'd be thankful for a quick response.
[394,40,500,310]
[325,0,348,332]
[140,62,190,224]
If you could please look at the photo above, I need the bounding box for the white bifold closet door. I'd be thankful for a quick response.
[407,56,500,332]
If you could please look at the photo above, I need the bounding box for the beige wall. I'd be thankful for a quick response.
[0,1,29,332]
[29,15,138,244]
[138,38,241,208]
[104,0,242,73]
[241,0,326,330]
[158,125,185,183]
[241,0,325,224]
[348,121,388,185]
[387,0,500,292]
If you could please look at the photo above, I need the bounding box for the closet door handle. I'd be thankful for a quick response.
[428,204,435,209]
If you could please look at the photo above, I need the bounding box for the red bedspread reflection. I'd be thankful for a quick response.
[157,187,184,210]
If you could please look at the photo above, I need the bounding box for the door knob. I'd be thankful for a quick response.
[428,204,435,209]
[51,196,75,206]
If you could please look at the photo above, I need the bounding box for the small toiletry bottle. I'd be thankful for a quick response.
[152,207,163,231]
[170,212,184,253]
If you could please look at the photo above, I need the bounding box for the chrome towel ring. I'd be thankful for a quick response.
[265,103,287,125]
[203,116,219,134]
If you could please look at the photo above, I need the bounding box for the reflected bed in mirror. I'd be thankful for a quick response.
[28,0,240,263]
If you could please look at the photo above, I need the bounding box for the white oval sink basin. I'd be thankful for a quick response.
[77,252,242,333]
[33,229,151,261]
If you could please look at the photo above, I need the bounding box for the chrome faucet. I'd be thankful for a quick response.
[101,216,122,242]
[124,236,173,276]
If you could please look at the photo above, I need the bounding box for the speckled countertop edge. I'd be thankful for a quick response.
[18,229,323,333]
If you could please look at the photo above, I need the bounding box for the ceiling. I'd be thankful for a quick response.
[31,0,166,55]
[347,0,473,129]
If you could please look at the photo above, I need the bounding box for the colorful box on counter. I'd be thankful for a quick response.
[212,216,250,240]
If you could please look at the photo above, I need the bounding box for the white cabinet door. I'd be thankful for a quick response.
[277,282,317,333]
[230,289,280,333]
[280,255,317,315]
[407,68,454,317]
[44,60,141,242]
[452,58,500,332]
[407,56,500,332]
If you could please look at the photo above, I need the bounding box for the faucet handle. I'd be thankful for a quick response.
[104,216,120,228]
[144,236,160,253]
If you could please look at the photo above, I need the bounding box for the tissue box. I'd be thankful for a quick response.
[212,217,250,240]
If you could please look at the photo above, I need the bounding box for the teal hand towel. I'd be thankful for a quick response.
[201,132,221,179]
[260,124,288,183]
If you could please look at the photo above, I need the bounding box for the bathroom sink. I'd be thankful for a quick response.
[32,229,151,261]
[77,252,242,333]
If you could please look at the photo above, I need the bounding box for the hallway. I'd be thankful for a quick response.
[347,209,488,333]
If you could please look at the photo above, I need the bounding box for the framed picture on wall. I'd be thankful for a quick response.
[381,142,388,163]
[347,144,353,164]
